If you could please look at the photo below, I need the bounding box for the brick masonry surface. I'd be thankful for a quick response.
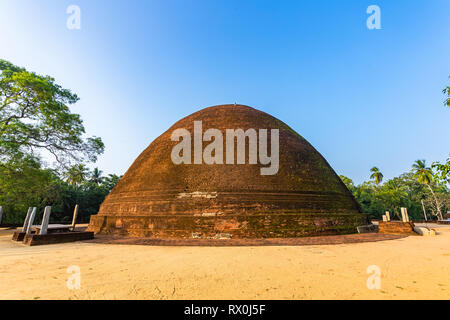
[378,221,416,234]
[87,233,407,246]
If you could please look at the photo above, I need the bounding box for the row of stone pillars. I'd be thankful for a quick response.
[22,206,52,235]
[1,205,79,234]
[382,207,412,222]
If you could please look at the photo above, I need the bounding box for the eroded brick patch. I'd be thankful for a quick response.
[85,233,408,247]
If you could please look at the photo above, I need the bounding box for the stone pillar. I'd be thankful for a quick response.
[0,206,3,225]
[26,207,37,234]
[404,208,410,222]
[385,211,390,221]
[71,204,79,231]
[39,206,52,235]
[22,207,33,232]
[400,208,406,222]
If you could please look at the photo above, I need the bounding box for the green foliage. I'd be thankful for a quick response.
[90,168,104,185]
[339,175,355,192]
[63,164,89,187]
[0,157,55,223]
[0,59,104,167]
[432,157,450,186]
[0,60,112,224]
[369,166,383,185]
[444,81,450,107]
[412,160,432,185]
[0,165,121,224]
[341,163,450,221]
[102,174,121,190]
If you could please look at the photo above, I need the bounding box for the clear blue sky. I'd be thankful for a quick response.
[1,0,449,184]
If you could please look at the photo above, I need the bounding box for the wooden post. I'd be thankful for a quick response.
[70,204,79,231]
[22,207,33,232]
[404,208,410,222]
[421,200,427,221]
[385,211,390,221]
[26,207,37,234]
[0,206,3,225]
[39,206,52,235]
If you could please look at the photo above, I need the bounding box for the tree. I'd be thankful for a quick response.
[432,157,450,186]
[370,167,383,185]
[0,59,104,167]
[339,175,355,192]
[0,61,114,224]
[377,179,408,219]
[423,193,450,220]
[0,156,55,223]
[102,174,121,191]
[63,164,88,188]
[412,159,443,220]
[90,167,104,185]
[340,162,448,221]
[444,78,450,107]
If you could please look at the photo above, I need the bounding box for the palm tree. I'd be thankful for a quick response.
[370,167,383,185]
[412,160,443,220]
[90,167,104,185]
[63,164,88,188]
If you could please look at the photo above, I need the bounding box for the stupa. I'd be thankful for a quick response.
[88,104,368,238]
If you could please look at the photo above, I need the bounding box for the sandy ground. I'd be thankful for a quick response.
[0,224,449,300]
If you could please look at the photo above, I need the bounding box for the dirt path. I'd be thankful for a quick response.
[1,225,449,300]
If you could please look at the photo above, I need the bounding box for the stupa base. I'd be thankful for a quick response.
[88,232,406,246]
[87,213,369,239]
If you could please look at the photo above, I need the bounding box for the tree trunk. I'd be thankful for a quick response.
[421,199,427,221]
[427,184,443,220]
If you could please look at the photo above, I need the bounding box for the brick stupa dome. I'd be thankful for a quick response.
[88,104,367,238]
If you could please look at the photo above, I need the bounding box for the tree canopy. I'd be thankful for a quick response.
[341,159,449,221]
[0,60,112,225]
[0,161,122,224]
[0,59,104,167]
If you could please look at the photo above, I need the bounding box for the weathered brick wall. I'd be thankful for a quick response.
[378,221,415,234]
[88,213,369,239]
